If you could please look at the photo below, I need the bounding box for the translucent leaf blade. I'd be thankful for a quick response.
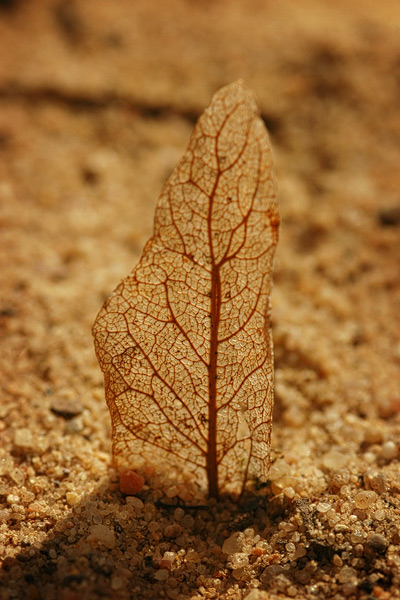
[93,80,279,496]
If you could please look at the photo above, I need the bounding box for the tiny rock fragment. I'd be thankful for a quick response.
[165,485,179,499]
[0,454,13,477]
[125,496,144,510]
[354,490,377,509]
[160,551,176,570]
[164,523,182,538]
[51,397,84,419]
[373,508,386,521]
[20,490,35,504]
[91,555,114,575]
[119,470,145,495]
[110,576,125,591]
[378,205,400,227]
[337,565,358,584]
[268,459,291,481]
[153,568,169,581]
[282,486,296,499]
[350,530,364,544]
[8,467,25,486]
[181,513,195,529]
[64,418,84,434]
[367,533,389,554]
[363,471,389,494]
[173,507,185,521]
[186,549,200,563]
[13,428,34,451]
[27,501,48,516]
[222,532,243,554]
[87,524,116,549]
[321,448,350,470]
[7,494,19,505]
[232,565,252,581]
[316,501,331,513]
[270,475,299,496]
[13,429,48,455]
[379,440,397,460]
[244,590,270,600]
[294,545,307,559]
[66,491,81,507]
[228,552,249,569]
[329,468,350,491]
[332,554,343,567]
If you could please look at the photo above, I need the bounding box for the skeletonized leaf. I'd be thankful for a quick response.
[93,81,279,497]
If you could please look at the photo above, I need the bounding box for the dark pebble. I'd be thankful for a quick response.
[367,533,389,554]
[378,205,400,227]
[51,398,83,419]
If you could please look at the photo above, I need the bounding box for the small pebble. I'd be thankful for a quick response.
[232,565,251,581]
[20,490,35,504]
[160,551,176,570]
[87,524,116,549]
[363,471,389,494]
[186,549,200,562]
[181,513,195,529]
[294,545,307,559]
[228,552,249,569]
[363,426,383,445]
[378,205,400,226]
[64,418,84,434]
[244,590,270,600]
[173,507,185,521]
[332,554,343,567]
[363,451,377,464]
[119,470,145,495]
[380,440,397,460]
[13,429,34,451]
[166,485,178,499]
[337,565,357,584]
[373,509,386,521]
[342,581,357,596]
[222,532,243,554]
[283,486,296,499]
[27,502,47,516]
[66,492,81,507]
[111,576,125,591]
[153,568,169,581]
[354,544,364,557]
[321,449,349,470]
[6,494,19,505]
[350,530,364,544]
[50,398,83,419]
[367,533,389,554]
[316,502,331,513]
[269,459,291,481]
[354,490,377,509]
[126,496,144,510]
[164,523,182,538]
[0,455,13,477]
[9,468,25,486]
[329,469,350,490]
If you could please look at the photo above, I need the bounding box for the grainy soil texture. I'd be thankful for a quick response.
[1,1,400,599]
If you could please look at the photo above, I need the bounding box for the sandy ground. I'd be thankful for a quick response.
[0,1,400,599]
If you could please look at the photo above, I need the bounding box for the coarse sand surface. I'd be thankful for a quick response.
[0,2,400,599]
